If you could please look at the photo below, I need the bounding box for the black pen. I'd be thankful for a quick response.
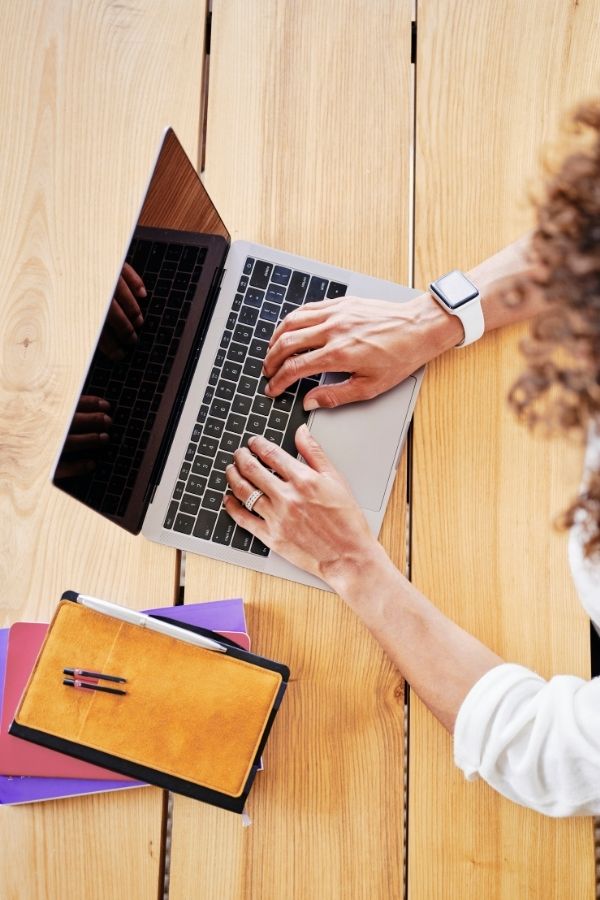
[63,668,127,684]
[63,678,127,696]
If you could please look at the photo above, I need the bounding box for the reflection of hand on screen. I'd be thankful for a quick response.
[55,396,112,480]
[99,262,146,361]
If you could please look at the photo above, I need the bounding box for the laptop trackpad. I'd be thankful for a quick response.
[308,374,417,512]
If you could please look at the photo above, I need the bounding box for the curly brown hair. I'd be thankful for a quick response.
[508,100,600,558]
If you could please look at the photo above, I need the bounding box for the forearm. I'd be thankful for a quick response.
[326,548,503,733]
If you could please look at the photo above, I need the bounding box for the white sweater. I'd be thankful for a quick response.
[453,429,600,816]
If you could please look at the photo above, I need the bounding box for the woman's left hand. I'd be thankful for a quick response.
[224,424,386,585]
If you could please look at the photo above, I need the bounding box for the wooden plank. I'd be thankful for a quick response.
[169,2,414,897]
[410,2,599,897]
[0,1,206,898]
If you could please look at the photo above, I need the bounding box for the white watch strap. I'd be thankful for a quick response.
[454,298,485,347]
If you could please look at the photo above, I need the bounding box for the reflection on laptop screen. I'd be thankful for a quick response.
[53,129,230,533]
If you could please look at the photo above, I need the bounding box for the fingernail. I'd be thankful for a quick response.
[99,432,110,442]
[137,287,147,299]
[247,436,257,447]
[98,399,110,410]
[103,415,112,427]
[304,399,319,411]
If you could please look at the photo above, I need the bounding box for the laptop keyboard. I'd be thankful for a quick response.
[80,238,205,517]
[164,257,347,554]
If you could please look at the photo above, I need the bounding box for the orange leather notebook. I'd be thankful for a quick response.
[10,593,289,813]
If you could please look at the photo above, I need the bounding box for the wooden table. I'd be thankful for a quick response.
[0,2,597,898]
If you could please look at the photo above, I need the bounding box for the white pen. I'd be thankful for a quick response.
[75,594,227,653]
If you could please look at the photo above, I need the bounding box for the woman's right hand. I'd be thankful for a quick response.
[262,291,463,409]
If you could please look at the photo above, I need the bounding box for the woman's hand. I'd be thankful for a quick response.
[262,292,462,409]
[224,425,389,585]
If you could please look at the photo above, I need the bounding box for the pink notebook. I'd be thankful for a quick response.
[0,623,250,779]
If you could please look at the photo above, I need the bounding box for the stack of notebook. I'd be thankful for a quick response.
[0,599,250,805]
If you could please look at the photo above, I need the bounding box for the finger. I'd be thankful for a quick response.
[114,276,144,328]
[302,375,373,411]
[268,304,333,347]
[246,435,304,481]
[70,411,112,434]
[232,447,282,496]
[64,432,110,450]
[107,295,139,344]
[263,325,328,378]
[78,395,111,413]
[264,348,330,397]
[55,459,96,480]
[294,423,336,474]
[223,494,271,544]
[121,262,147,300]
[225,461,271,517]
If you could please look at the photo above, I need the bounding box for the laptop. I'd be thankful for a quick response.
[52,129,424,590]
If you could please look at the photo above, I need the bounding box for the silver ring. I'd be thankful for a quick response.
[244,489,264,513]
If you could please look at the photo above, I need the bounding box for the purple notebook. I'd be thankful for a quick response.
[0,598,245,805]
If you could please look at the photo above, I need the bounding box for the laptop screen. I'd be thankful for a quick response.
[53,129,230,533]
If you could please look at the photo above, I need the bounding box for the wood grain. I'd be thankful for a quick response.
[169,2,414,898]
[410,2,599,897]
[0,1,206,897]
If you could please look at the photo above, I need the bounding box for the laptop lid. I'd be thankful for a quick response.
[52,129,231,533]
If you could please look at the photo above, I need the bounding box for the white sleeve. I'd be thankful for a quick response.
[453,662,600,816]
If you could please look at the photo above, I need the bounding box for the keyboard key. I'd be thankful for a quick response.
[281,402,310,456]
[255,320,275,341]
[227,312,237,330]
[227,343,247,364]
[185,442,196,462]
[288,271,310,304]
[250,261,273,289]
[232,293,243,312]
[215,349,226,367]
[306,276,328,301]
[239,375,258,396]
[202,490,223,511]
[180,245,199,271]
[243,357,262,378]
[208,471,227,492]
[249,338,269,359]
[163,501,179,529]
[250,537,270,557]
[174,512,194,535]
[208,366,220,387]
[173,480,185,500]
[203,386,214,404]
[273,392,295,413]
[238,275,249,292]
[197,404,209,424]
[239,305,258,326]
[205,418,224,439]
[266,284,285,303]
[212,510,236,545]
[244,257,255,275]
[327,281,347,298]
[268,409,289,431]
[240,432,254,449]
[220,330,232,349]
[246,288,265,308]
[225,413,246,435]
[147,243,166,273]
[191,424,202,442]
[180,493,201,516]
[192,455,212,477]
[271,265,291,286]
[260,302,280,323]
[232,395,251,415]
[220,431,241,453]
[193,509,218,540]
[252,395,272,416]
[210,399,230,420]
[199,435,218,456]
[232,526,253,551]
[216,380,235,401]
[179,463,191,480]
[233,324,253,345]
[187,476,207,496]
[264,428,283,444]
[247,414,267,435]
[280,301,300,319]
[214,450,233,470]
[222,360,242,381]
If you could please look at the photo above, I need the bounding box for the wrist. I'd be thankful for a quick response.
[323,541,399,608]
[410,291,464,355]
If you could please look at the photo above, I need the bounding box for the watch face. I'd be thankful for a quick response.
[432,270,479,309]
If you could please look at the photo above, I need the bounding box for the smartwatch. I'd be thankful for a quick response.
[429,270,484,347]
